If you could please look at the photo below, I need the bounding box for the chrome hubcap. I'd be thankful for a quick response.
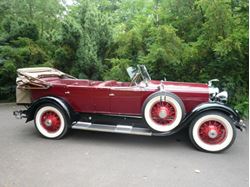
[159,110,167,119]
[208,129,218,138]
[45,119,52,127]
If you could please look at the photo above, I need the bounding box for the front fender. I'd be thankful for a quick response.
[184,102,240,123]
[25,96,78,123]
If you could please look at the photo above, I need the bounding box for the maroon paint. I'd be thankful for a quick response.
[31,78,209,116]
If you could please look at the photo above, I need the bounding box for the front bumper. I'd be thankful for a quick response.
[236,119,246,131]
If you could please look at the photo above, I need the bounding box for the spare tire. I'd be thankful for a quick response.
[142,92,185,132]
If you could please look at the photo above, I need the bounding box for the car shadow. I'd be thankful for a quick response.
[67,127,194,150]
[24,120,195,151]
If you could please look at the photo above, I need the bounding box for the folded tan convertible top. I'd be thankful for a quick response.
[17,67,76,89]
[16,67,76,104]
[17,67,74,79]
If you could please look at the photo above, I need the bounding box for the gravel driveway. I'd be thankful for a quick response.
[0,103,248,187]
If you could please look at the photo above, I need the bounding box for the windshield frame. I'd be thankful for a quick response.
[137,65,151,82]
[126,65,151,86]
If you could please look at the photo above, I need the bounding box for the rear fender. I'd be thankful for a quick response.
[25,96,78,124]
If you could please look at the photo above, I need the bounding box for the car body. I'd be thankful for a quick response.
[14,65,245,152]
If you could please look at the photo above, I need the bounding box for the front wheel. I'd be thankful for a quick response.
[34,104,69,139]
[143,92,185,132]
[189,111,236,152]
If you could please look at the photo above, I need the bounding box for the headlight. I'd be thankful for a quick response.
[216,91,228,103]
[208,79,220,101]
[209,87,219,99]
[208,79,228,103]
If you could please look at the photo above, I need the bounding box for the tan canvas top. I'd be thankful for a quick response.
[17,67,76,89]
[17,67,65,78]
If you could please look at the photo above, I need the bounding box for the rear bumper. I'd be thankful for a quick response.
[13,110,27,119]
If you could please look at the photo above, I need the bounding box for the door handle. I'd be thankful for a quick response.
[65,91,70,95]
[109,93,115,96]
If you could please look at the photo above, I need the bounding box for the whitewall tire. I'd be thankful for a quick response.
[189,111,236,152]
[143,92,185,132]
[34,104,69,139]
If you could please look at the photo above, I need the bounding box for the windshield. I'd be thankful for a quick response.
[126,65,151,85]
[137,65,151,81]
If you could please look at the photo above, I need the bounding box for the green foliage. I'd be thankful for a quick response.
[103,58,131,81]
[53,18,81,74]
[1,17,39,42]
[72,0,112,79]
[143,25,184,80]
[0,0,248,117]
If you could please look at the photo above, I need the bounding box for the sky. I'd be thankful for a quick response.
[62,0,75,6]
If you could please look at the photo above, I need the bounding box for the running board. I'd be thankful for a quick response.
[72,122,152,136]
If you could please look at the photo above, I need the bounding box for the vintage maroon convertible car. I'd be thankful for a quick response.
[14,65,245,152]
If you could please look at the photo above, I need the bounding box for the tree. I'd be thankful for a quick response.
[54,18,81,74]
[71,0,112,79]
[0,0,248,116]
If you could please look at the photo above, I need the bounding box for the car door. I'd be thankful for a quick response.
[109,86,142,115]
[92,86,110,113]
[65,85,95,112]
[65,84,110,113]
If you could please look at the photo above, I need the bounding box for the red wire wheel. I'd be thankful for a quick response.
[198,120,227,145]
[143,92,185,132]
[34,104,69,139]
[189,112,236,152]
[150,101,176,125]
[40,110,61,133]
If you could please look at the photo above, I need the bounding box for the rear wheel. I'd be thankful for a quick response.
[34,104,69,139]
[189,111,236,152]
[143,92,185,132]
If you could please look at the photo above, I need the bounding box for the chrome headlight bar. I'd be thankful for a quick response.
[215,91,228,103]
[208,79,228,103]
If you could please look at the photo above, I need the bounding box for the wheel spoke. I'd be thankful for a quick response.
[41,110,61,133]
[150,101,176,126]
[198,120,227,145]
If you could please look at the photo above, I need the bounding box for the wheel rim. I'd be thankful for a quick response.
[40,110,61,133]
[150,101,176,125]
[198,120,227,145]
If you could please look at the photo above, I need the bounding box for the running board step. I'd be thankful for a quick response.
[72,122,152,136]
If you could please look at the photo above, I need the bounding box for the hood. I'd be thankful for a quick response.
[148,80,209,94]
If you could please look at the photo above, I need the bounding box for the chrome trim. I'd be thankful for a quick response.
[208,79,220,101]
[13,110,27,119]
[104,114,142,119]
[208,79,219,87]
[216,91,228,103]
[208,129,218,138]
[72,122,152,136]
[159,80,165,91]
[208,87,219,96]
[238,120,246,132]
